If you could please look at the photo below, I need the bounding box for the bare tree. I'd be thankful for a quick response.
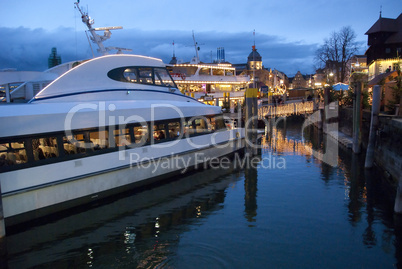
[315,26,359,83]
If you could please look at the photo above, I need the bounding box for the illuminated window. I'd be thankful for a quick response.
[168,122,181,138]
[153,123,166,142]
[212,69,224,76]
[0,141,28,166]
[154,68,175,87]
[32,137,59,160]
[133,125,149,145]
[114,128,131,147]
[200,68,210,75]
[138,68,153,84]
[89,130,109,150]
[123,68,137,82]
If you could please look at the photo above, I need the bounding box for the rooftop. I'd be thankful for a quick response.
[365,17,399,35]
[247,46,262,62]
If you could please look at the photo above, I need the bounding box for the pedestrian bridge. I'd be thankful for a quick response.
[258,101,315,119]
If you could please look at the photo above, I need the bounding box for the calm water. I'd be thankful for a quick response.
[3,120,402,268]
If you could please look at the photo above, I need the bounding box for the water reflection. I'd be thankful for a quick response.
[5,166,242,268]
[4,119,402,268]
[263,120,313,157]
[280,120,400,267]
[244,166,258,225]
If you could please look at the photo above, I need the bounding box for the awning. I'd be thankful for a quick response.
[332,83,349,91]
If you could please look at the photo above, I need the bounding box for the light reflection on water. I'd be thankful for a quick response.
[4,120,402,268]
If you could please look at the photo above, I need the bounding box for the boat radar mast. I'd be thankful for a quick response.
[190,31,204,64]
[74,1,131,55]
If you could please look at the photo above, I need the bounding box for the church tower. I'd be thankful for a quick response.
[247,45,262,70]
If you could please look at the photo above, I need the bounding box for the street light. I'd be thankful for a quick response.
[325,72,334,86]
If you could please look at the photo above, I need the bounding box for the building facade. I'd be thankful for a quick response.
[365,13,402,64]
[365,13,402,80]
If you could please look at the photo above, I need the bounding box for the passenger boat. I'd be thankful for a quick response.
[0,54,245,226]
[169,33,250,108]
[171,61,250,107]
[0,2,245,226]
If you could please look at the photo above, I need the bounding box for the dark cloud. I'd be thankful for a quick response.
[0,27,319,76]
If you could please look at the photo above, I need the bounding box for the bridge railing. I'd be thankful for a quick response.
[258,101,314,119]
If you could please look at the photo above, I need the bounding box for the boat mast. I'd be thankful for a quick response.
[253,29,256,88]
[74,1,129,56]
[192,31,203,64]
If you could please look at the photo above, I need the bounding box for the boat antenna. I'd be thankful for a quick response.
[192,31,204,64]
[253,29,256,88]
[85,31,95,58]
[74,1,130,56]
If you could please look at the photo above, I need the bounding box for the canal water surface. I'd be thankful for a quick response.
[4,120,402,268]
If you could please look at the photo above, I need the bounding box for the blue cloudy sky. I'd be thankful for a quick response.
[0,0,400,76]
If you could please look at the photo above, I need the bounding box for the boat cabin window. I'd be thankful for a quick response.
[210,117,216,131]
[89,130,109,150]
[153,122,167,142]
[123,68,138,82]
[225,70,234,76]
[133,125,149,145]
[205,117,213,132]
[138,68,154,85]
[212,115,227,130]
[0,113,233,172]
[168,121,181,138]
[0,141,28,166]
[199,67,210,76]
[171,66,197,76]
[212,69,224,76]
[194,118,208,134]
[184,119,195,136]
[154,68,175,87]
[114,128,131,147]
[64,133,90,154]
[32,137,59,160]
[108,67,177,88]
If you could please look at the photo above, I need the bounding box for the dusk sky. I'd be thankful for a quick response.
[1,0,401,76]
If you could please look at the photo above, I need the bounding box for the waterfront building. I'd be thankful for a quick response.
[364,12,402,114]
[368,57,402,81]
[289,71,307,89]
[287,71,314,99]
[312,68,326,89]
[365,13,402,64]
[347,55,368,84]
[234,46,288,97]
[365,13,402,81]
[247,46,263,71]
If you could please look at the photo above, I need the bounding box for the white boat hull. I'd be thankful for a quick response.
[2,130,245,225]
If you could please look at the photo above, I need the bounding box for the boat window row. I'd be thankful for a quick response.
[199,68,234,76]
[107,66,177,88]
[0,115,228,172]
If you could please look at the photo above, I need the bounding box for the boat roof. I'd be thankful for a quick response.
[32,54,168,101]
